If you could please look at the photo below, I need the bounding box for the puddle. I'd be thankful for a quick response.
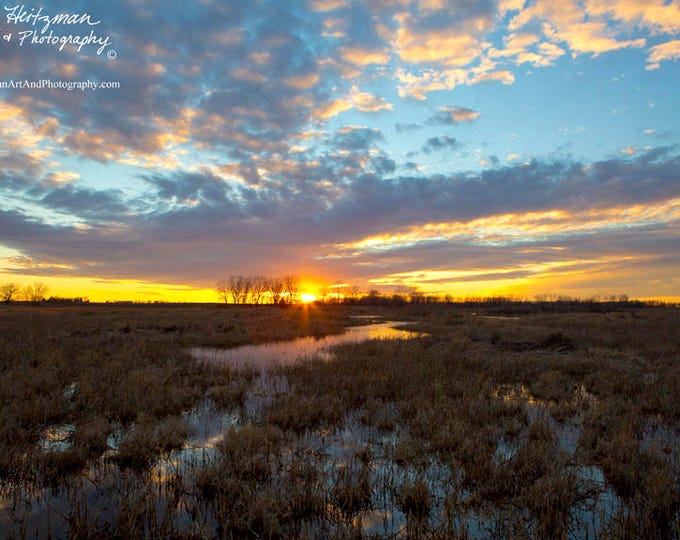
[642,420,680,455]
[40,424,75,452]
[191,321,423,371]
[494,383,590,454]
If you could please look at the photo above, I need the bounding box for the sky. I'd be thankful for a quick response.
[0,0,679,302]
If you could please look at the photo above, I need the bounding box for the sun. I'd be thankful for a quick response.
[300,293,317,303]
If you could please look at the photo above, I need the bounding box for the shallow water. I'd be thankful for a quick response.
[191,320,422,370]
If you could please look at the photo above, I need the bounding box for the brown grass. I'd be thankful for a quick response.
[0,302,678,538]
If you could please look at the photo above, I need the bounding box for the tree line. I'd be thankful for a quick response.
[0,281,90,305]
[1,281,49,304]
[215,274,300,305]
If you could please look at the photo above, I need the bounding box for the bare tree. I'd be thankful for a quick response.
[23,282,49,303]
[1,282,20,304]
[216,279,229,304]
[267,276,284,305]
[282,274,300,304]
[227,275,244,304]
[239,276,253,304]
[346,284,361,302]
[251,275,268,305]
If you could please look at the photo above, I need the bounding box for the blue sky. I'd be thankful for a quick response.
[0,0,679,301]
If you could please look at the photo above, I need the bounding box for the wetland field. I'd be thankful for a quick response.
[0,302,678,539]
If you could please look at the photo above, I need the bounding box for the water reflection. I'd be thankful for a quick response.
[191,321,422,370]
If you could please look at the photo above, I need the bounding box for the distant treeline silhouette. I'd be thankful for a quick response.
[216,274,300,305]
[0,280,89,305]
[317,288,673,312]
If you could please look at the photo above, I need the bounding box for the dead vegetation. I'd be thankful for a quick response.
[0,302,678,538]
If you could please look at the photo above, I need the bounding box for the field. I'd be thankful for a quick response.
[0,302,678,538]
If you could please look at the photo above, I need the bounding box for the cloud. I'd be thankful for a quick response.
[392,12,489,66]
[422,135,460,153]
[142,171,234,206]
[1,146,679,289]
[0,0,667,173]
[586,0,680,35]
[490,33,566,67]
[40,185,129,221]
[550,21,646,55]
[45,171,80,185]
[499,0,526,17]
[314,85,392,118]
[0,0,673,171]
[284,73,321,89]
[509,0,647,56]
[428,106,480,125]
[340,46,391,65]
[310,0,348,12]
[331,126,384,151]
[498,32,541,56]
[396,62,514,100]
[0,1,338,169]
[330,200,680,255]
[646,39,680,70]
[348,86,393,112]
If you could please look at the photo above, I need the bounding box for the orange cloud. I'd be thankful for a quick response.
[510,0,647,55]
[314,85,392,119]
[47,171,80,184]
[393,14,486,66]
[310,0,347,12]
[284,73,320,89]
[62,107,196,169]
[249,51,272,65]
[230,67,267,84]
[322,17,347,38]
[327,199,680,255]
[505,32,541,51]
[492,33,566,67]
[340,46,391,66]
[499,0,526,16]
[646,39,680,70]
[586,0,680,35]
[0,101,59,165]
[395,68,465,99]
[547,20,646,55]
[438,106,480,123]
[0,102,22,121]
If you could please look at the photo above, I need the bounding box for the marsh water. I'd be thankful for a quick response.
[191,320,421,370]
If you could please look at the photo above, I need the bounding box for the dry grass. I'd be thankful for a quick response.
[0,302,678,538]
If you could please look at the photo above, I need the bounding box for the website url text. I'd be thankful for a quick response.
[0,79,120,91]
